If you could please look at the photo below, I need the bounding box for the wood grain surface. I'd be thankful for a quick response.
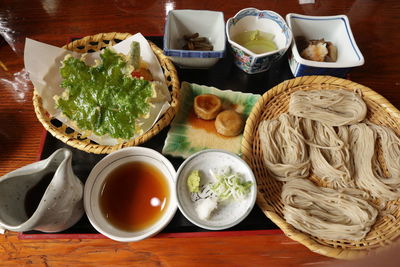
[0,0,399,265]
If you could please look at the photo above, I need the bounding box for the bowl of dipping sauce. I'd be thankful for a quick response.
[84,147,177,242]
[226,8,292,74]
[175,149,257,230]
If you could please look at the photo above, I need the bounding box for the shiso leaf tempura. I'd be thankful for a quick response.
[55,41,153,140]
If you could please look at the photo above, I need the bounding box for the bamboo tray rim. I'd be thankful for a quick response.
[241,75,400,260]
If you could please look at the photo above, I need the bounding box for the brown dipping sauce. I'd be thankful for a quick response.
[188,109,232,139]
[24,172,55,218]
[99,161,170,232]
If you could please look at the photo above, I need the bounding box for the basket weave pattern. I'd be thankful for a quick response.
[241,75,400,259]
[33,32,180,154]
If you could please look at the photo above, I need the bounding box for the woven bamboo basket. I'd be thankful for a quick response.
[32,32,180,154]
[241,75,400,259]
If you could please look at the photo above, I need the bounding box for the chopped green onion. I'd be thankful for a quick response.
[209,167,253,201]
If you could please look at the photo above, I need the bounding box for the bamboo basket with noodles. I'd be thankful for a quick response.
[241,75,400,259]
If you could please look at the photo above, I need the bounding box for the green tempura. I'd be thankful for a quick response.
[56,45,153,140]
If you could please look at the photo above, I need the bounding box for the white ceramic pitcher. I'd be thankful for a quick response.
[0,148,84,233]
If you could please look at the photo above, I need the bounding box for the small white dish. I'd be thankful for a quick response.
[84,147,177,242]
[286,13,364,77]
[226,8,292,74]
[176,149,257,230]
[163,9,226,69]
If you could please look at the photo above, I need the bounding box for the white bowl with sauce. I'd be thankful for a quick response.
[175,149,257,230]
[84,147,177,242]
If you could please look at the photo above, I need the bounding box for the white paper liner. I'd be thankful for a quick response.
[24,33,171,145]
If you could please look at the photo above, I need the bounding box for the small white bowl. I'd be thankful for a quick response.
[226,8,292,74]
[176,149,257,230]
[286,13,364,77]
[84,147,177,242]
[163,9,226,69]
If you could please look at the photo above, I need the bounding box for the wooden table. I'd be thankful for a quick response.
[1,0,399,265]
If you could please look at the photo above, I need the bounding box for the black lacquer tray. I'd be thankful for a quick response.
[21,36,293,239]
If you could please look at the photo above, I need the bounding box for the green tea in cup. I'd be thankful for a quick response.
[233,30,277,54]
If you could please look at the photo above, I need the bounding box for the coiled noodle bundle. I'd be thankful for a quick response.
[350,123,400,201]
[258,114,310,181]
[288,89,367,126]
[282,179,378,241]
[368,122,400,183]
[302,119,354,189]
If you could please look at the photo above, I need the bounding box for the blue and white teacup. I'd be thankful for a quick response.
[226,8,292,74]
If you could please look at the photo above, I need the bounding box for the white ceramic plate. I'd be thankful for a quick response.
[176,149,257,230]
